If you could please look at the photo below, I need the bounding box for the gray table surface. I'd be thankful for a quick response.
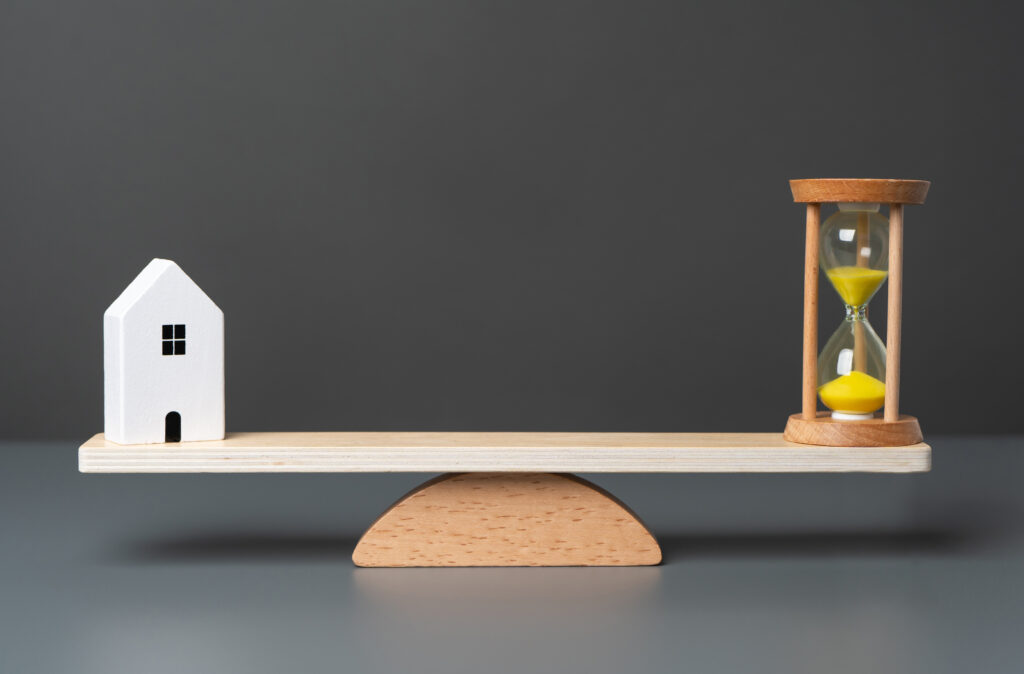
[2,436,1023,673]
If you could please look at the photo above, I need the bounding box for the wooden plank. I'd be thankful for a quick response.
[79,432,931,473]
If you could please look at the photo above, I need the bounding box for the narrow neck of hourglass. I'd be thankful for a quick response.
[844,304,868,320]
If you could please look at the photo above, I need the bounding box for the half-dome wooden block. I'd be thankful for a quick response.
[352,472,662,567]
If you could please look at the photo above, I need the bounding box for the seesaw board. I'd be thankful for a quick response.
[79,432,930,473]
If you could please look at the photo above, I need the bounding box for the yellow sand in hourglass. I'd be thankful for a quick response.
[818,371,886,414]
[825,266,888,308]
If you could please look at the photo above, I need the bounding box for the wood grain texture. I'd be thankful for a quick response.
[854,212,869,370]
[79,431,931,473]
[802,203,821,420]
[784,413,923,447]
[352,472,662,567]
[884,203,905,422]
[790,179,929,204]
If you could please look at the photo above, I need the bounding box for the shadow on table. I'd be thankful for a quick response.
[659,528,987,563]
[108,532,361,563]
[103,527,990,565]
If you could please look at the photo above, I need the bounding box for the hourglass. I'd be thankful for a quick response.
[784,179,929,446]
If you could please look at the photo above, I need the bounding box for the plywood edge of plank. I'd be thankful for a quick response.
[78,432,931,474]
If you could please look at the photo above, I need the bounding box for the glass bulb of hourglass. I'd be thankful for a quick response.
[818,203,889,420]
[817,306,887,417]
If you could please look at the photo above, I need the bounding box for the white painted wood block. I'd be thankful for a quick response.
[104,259,224,444]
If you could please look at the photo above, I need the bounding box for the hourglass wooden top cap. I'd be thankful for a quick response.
[790,179,930,205]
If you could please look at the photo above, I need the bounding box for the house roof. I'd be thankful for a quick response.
[105,259,220,319]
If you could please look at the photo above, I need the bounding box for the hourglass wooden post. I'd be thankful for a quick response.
[801,203,820,421]
[785,179,929,447]
[885,204,904,423]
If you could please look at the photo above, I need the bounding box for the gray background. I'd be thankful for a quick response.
[2,0,1022,438]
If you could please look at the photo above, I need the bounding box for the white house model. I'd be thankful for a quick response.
[104,259,224,444]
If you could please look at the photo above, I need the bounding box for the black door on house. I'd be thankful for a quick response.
[165,412,181,443]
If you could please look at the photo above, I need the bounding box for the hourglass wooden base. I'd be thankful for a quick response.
[784,412,923,447]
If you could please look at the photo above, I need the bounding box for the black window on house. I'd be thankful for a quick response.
[162,324,186,355]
